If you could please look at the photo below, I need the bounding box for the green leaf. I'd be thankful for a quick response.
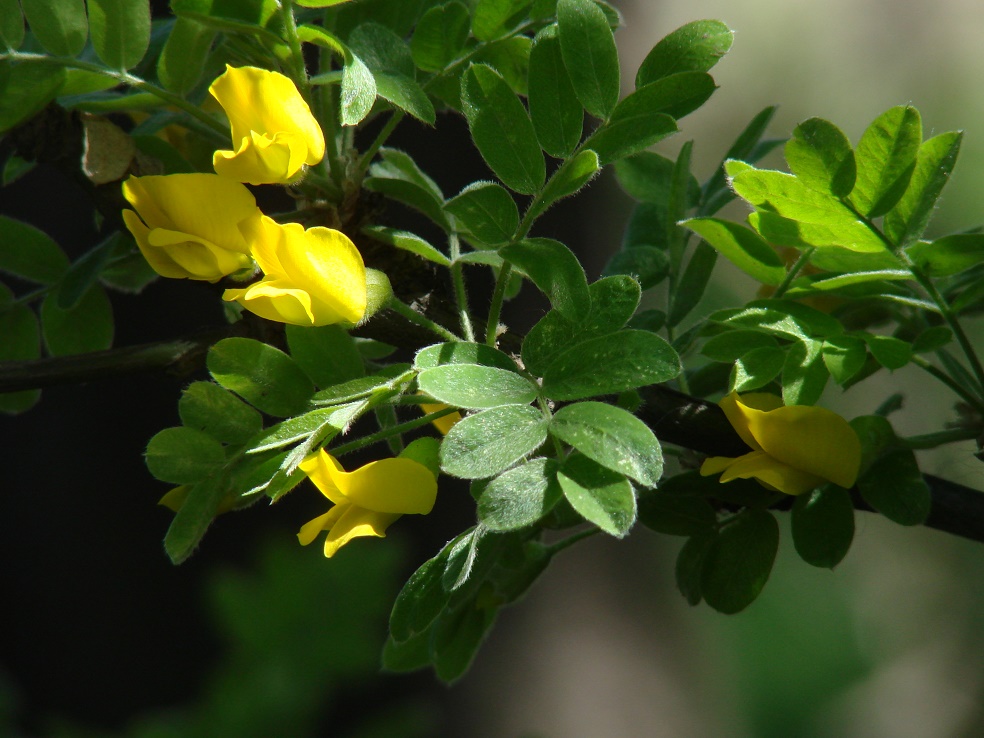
[784,117,856,198]
[625,71,717,120]
[310,368,407,405]
[582,107,677,166]
[637,473,717,536]
[87,0,150,69]
[339,50,376,126]
[668,241,716,326]
[528,25,582,158]
[57,234,119,310]
[146,426,225,484]
[500,238,590,319]
[20,0,87,56]
[906,234,984,277]
[362,226,451,267]
[863,333,911,370]
[365,149,448,230]
[550,401,663,487]
[857,448,930,525]
[700,508,779,614]
[731,345,785,392]
[207,337,315,417]
[430,599,498,684]
[732,167,887,253]
[558,453,636,536]
[556,0,619,120]
[158,16,215,94]
[348,21,435,123]
[542,329,680,401]
[0,217,70,285]
[791,486,855,568]
[635,19,732,87]
[702,330,778,362]
[247,402,365,454]
[522,275,641,375]
[40,284,113,356]
[676,531,715,605]
[682,218,786,285]
[440,404,548,479]
[348,20,414,75]
[477,457,562,530]
[603,245,669,290]
[178,381,263,446]
[471,0,530,41]
[614,151,698,208]
[782,338,828,405]
[445,182,519,245]
[389,542,455,642]
[712,298,843,340]
[164,475,227,565]
[822,335,867,385]
[415,341,517,372]
[849,105,922,218]
[462,64,545,194]
[418,364,538,409]
[702,106,779,215]
[411,2,470,71]
[0,303,41,414]
[912,326,953,354]
[0,0,25,50]
[374,72,436,124]
[285,323,365,389]
[884,131,962,248]
[528,149,600,220]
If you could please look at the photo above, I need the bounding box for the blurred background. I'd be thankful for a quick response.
[4,0,984,736]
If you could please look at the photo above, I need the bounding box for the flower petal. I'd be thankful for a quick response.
[326,457,438,515]
[209,65,325,184]
[297,506,346,546]
[742,402,861,489]
[321,506,401,558]
[298,450,349,505]
[716,449,827,495]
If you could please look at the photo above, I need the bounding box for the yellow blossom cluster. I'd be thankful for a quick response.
[121,65,367,327]
[136,66,440,556]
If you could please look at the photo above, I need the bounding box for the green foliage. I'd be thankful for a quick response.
[5,0,983,692]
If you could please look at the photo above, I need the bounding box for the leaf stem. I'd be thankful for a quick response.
[355,110,406,178]
[330,407,459,457]
[911,355,984,415]
[5,51,228,137]
[388,298,462,342]
[546,527,601,556]
[902,427,980,450]
[448,233,476,341]
[485,262,513,346]
[772,247,815,299]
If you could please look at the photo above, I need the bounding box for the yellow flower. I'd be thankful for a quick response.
[700,392,861,495]
[121,174,257,281]
[209,65,325,184]
[297,451,438,557]
[222,213,367,326]
[420,403,463,435]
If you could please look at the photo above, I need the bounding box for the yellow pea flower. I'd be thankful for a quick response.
[222,213,367,326]
[420,403,463,435]
[121,173,257,281]
[297,451,438,558]
[209,65,326,185]
[700,392,861,495]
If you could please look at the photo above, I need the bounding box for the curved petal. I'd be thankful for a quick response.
[297,507,346,546]
[213,131,295,185]
[148,228,251,279]
[209,66,325,184]
[699,455,736,477]
[717,449,826,495]
[745,403,861,489]
[123,174,256,250]
[322,506,401,558]
[223,279,317,326]
[298,450,349,504]
[277,225,367,324]
[238,212,287,277]
[326,457,438,515]
[122,209,190,279]
[718,392,765,451]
